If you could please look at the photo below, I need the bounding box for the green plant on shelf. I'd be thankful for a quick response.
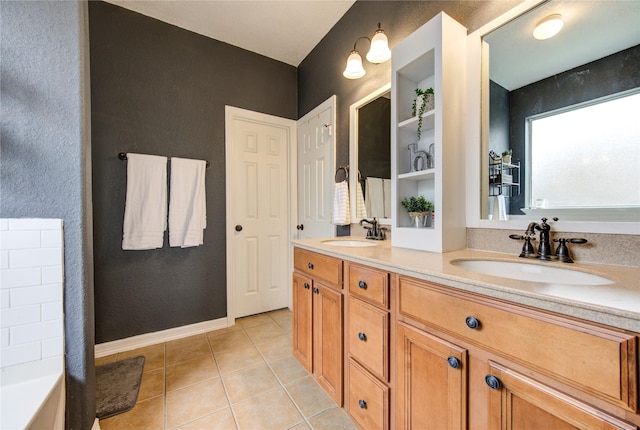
[411,88,434,140]
[400,195,434,215]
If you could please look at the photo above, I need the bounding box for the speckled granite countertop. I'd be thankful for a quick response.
[292,237,640,333]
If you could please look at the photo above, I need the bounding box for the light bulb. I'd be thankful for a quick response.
[533,14,564,40]
[343,51,366,79]
[366,29,391,63]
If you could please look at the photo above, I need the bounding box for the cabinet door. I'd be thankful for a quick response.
[486,362,637,430]
[313,282,344,405]
[292,272,313,373]
[397,323,467,430]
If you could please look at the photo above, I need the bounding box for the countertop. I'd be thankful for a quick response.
[292,237,640,332]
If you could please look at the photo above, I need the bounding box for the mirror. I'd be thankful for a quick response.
[478,0,640,224]
[349,83,392,224]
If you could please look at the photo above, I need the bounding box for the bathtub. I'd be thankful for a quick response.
[1,360,65,430]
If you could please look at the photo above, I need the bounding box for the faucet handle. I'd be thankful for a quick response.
[509,234,535,258]
[553,238,587,263]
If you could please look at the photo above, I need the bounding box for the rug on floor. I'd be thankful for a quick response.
[96,356,145,419]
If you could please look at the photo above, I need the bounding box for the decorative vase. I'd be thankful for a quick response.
[409,211,431,228]
[502,154,511,164]
[413,94,435,117]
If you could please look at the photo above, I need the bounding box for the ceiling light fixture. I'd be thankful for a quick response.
[343,22,391,79]
[533,14,564,40]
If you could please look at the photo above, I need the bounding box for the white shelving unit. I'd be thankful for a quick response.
[391,12,468,252]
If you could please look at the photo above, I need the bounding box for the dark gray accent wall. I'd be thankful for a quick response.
[508,44,640,214]
[89,1,297,343]
[489,80,510,155]
[298,0,523,235]
[359,97,391,180]
[1,1,95,429]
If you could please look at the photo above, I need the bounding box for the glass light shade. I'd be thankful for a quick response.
[366,30,391,63]
[343,50,366,79]
[533,14,564,40]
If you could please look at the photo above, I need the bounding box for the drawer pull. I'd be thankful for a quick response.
[465,316,480,330]
[358,332,367,341]
[485,375,502,390]
[358,399,367,409]
[303,283,310,289]
[447,356,461,369]
[307,262,314,270]
[358,280,367,289]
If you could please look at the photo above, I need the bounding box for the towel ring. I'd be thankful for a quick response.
[335,165,349,183]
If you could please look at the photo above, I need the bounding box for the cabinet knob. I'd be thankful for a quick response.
[308,262,314,270]
[485,375,502,390]
[465,316,480,330]
[358,332,367,341]
[358,399,367,409]
[358,280,367,289]
[303,283,310,290]
[447,356,461,369]
[312,287,319,294]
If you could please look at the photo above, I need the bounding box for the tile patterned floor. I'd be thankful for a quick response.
[96,309,358,430]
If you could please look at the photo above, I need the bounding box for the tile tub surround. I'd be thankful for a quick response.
[96,310,357,430]
[293,237,640,332]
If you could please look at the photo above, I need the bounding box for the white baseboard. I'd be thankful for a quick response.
[95,317,229,358]
[92,418,101,430]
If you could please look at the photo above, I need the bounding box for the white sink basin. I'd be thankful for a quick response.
[451,259,613,286]
[322,240,378,247]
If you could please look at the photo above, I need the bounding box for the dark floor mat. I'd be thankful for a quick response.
[96,356,145,419]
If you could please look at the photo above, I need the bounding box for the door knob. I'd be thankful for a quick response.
[235,225,243,232]
[296,224,304,230]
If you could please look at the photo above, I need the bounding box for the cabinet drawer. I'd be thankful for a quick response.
[348,263,389,308]
[294,248,342,287]
[348,359,389,430]
[398,277,638,412]
[348,296,389,381]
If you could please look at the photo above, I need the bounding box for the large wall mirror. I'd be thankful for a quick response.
[467,0,640,233]
[349,83,392,224]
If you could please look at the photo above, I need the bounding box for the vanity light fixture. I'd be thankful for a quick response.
[343,22,391,79]
[533,14,564,40]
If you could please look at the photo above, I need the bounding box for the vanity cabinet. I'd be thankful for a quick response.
[391,12,467,252]
[397,276,639,428]
[292,248,344,405]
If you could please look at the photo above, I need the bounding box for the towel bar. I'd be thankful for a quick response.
[119,152,210,168]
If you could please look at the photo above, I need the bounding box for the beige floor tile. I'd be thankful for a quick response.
[166,334,211,366]
[307,407,358,430]
[118,343,166,372]
[99,395,164,430]
[268,308,292,322]
[138,368,165,402]
[222,363,280,404]
[275,319,293,333]
[285,376,335,418]
[254,332,293,362]
[166,378,229,429]
[270,356,310,385]
[244,321,286,342]
[95,354,118,367]
[214,343,264,374]
[207,329,253,353]
[167,354,219,392]
[174,407,237,430]
[233,388,303,430]
[290,422,311,430]
[236,313,275,328]
[206,324,243,337]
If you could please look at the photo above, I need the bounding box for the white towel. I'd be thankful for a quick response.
[365,177,384,218]
[332,180,351,225]
[383,179,391,219]
[356,181,367,219]
[169,157,207,248]
[122,153,168,250]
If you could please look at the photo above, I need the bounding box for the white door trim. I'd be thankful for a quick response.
[225,106,296,327]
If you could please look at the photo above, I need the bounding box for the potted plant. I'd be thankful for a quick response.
[502,149,512,164]
[400,195,434,228]
[411,87,434,140]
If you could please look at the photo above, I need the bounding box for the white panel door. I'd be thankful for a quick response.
[228,110,292,318]
[297,96,336,239]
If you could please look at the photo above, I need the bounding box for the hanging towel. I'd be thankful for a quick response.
[383,179,392,219]
[365,177,384,218]
[332,180,351,225]
[122,153,168,250]
[356,181,367,219]
[169,157,207,248]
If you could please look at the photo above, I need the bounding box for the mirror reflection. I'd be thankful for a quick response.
[481,0,640,221]
[349,84,392,223]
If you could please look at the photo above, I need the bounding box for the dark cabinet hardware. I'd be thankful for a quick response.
[358,332,367,341]
[447,356,461,369]
[358,281,367,289]
[358,399,367,409]
[465,316,480,330]
[485,375,502,390]
[296,224,304,230]
[308,262,314,270]
[312,287,319,294]
[303,283,310,290]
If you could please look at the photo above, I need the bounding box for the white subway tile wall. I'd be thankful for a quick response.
[0,219,64,369]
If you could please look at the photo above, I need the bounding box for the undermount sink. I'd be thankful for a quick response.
[321,240,378,247]
[451,259,613,286]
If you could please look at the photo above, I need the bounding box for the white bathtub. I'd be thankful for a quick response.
[1,360,65,430]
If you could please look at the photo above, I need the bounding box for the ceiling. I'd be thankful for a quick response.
[104,0,356,66]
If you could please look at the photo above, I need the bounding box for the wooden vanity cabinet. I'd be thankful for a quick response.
[292,248,344,405]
